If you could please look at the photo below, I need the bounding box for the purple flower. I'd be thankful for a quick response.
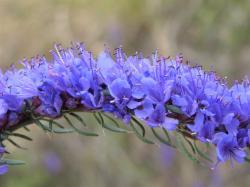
[197,120,215,142]
[213,133,246,163]
[222,113,239,135]
[2,43,250,167]
[81,88,104,109]
[35,83,62,117]
[5,73,39,99]
[237,129,249,148]
[108,78,132,103]
[1,95,23,112]
[230,80,250,121]
[0,146,8,175]
[147,104,178,130]
[187,111,204,133]
[141,77,173,104]
[132,99,154,119]
[97,51,118,84]
[0,99,8,117]
[0,147,5,154]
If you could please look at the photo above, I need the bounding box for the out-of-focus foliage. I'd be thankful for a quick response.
[0,0,250,186]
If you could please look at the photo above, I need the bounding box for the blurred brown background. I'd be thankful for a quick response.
[0,0,250,186]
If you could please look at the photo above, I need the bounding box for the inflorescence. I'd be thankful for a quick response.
[0,43,250,174]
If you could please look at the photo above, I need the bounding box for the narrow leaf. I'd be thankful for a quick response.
[245,157,250,162]
[34,119,51,132]
[49,120,53,131]
[176,133,200,164]
[162,128,172,143]
[93,113,102,124]
[151,128,175,148]
[41,119,65,129]
[36,120,73,134]
[101,113,120,127]
[64,115,98,136]
[131,117,146,136]
[23,127,30,132]
[194,141,213,162]
[7,138,27,150]
[5,132,32,141]
[183,136,196,154]
[130,120,154,144]
[69,113,87,127]
[52,128,75,134]
[97,113,129,133]
[0,159,25,165]
[166,105,183,114]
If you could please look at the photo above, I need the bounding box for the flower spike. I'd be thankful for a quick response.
[0,43,250,174]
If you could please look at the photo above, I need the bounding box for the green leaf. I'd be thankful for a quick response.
[183,136,196,154]
[97,113,129,133]
[245,157,250,162]
[40,119,65,129]
[96,112,104,126]
[37,120,74,134]
[131,117,146,136]
[166,105,183,114]
[7,138,27,150]
[34,119,51,132]
[93,113,102,124]
[176,133,200,164]
[64,115,98,137]
[69,113,87,127]
[162,128,172,143]
[49,120,53,131]
[52,128,75,134]
[35,119,74,134]
[194,141,213,162]
[5,132,32,141]
[130,120,154,144]
[101,113,120,127]
[0,159,26,166]
[23,127,30,132]
[151,128,175,148]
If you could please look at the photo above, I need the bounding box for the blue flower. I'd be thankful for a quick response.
[2,43,250,167]
[214,133,246,163]
[141,77,173,104]
[236,129,249,148]
[222,113,239,135]
[132,99,154,119]
[230,80,250,121]
[1,95,23,112]
[146,104,178,130]
[5,72,39,99]
[108,78,132,103]
[35,83,62,117]
[171,94,198,116]
[81,88,104,109]
[103,78,132,121]
[97,51,118,84]
[0,147,8,175]
[187,111,204,133]
[0,147,5,154]
[197,120,215,142]
[0,99,8,117]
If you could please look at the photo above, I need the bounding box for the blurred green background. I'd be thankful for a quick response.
[0,0,250,186]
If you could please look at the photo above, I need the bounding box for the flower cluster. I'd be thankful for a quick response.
[0,43,250,173]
